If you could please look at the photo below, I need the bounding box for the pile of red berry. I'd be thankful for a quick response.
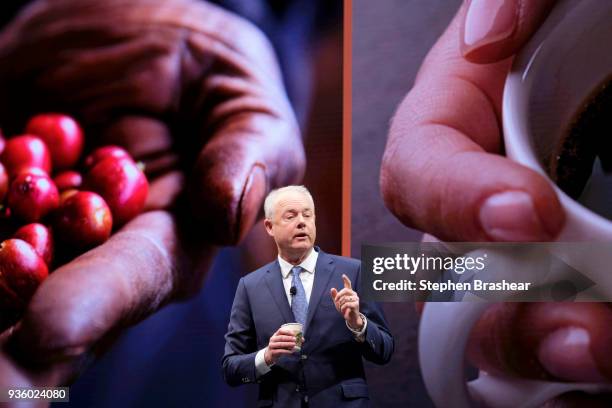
[0,113,148,321]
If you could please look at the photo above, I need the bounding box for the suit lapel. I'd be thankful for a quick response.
[304,249,335,332]
[265,260,294,324]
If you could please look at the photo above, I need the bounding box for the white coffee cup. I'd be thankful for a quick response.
[420,0,612,406]
[281,322,304,352]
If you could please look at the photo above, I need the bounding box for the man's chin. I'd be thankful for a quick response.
[289,242,313,253]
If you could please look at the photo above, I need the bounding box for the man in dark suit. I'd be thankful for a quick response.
[222,185,393,407]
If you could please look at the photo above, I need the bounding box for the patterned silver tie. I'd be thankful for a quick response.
[290,266,308,326]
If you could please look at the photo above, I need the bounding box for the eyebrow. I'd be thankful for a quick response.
[282,208,312,215]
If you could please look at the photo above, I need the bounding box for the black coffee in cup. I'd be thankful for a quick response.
[548,77,612,216]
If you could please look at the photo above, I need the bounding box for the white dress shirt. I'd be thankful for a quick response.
[278,247,318,305]
[255,248,367,377]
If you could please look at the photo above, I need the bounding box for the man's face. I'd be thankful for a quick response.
[265,190,316,258]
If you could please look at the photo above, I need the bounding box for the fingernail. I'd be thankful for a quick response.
[463,0,517,54]
[236,164,267,243]
[538,327,607,382]
[479,191,549,241]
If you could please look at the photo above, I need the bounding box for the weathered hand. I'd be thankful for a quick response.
[0,0,304,400]
[0,0,305,245]
[331,274,362,330]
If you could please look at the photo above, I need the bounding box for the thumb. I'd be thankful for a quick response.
[330,288,338,300]
[188,26,305,246]
[191,109,304,246]
[461,0,557,63]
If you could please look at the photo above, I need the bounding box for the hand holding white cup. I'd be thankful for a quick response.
[281,323,304,352]
[420,0,612,406]
[264,325,305,365]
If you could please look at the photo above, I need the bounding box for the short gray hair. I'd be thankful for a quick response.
[264,185,314,219]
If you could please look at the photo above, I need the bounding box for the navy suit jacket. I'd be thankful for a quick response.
[222,248,394,407]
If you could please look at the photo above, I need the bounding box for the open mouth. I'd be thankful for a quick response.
[294,232,308,239]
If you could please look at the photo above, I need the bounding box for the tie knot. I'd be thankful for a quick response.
[292,266,302,276]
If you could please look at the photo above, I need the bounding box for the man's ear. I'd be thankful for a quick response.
[264,219,274,237]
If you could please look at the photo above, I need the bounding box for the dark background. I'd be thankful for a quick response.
[352,1,461,406]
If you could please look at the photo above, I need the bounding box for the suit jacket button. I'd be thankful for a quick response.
[301,354,308,360]
[295,386,300,392]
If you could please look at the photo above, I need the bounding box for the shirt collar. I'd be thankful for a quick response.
[278,247,319,279]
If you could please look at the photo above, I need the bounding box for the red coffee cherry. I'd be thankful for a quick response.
[14,223,54,266]
[59,189,79,204]
[84,145,130,170]
[0,162,8,202]
[53,170,82,192]
[0,238,49,311]
[85,157,148,226]
[12,166,48,179]
[8,171,59,222]
[26,113,84,170]
[0,130,5,156]
[53,191,112,250]
[1,135,52,176]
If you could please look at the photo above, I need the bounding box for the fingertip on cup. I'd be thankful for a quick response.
[479,190,555,241]
[538,326,608,383]
[461,0,518,61]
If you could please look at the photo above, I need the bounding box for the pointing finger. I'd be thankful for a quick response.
[342,274,352,290]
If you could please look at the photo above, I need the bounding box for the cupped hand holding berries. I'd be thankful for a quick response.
[0,0,304,393]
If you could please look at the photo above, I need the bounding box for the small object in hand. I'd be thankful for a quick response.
[281,322,304,352]
[1,135,52,176]
[0,238,48,313]
[26,113,84,170]
[53,191,112,250]
[53,170,82,192]
[0,162,8,202]
[83,145,130,170]
[84,156,148,227]
[14,223,54,266]
[0,130,5,155]
[8,170,59,222]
